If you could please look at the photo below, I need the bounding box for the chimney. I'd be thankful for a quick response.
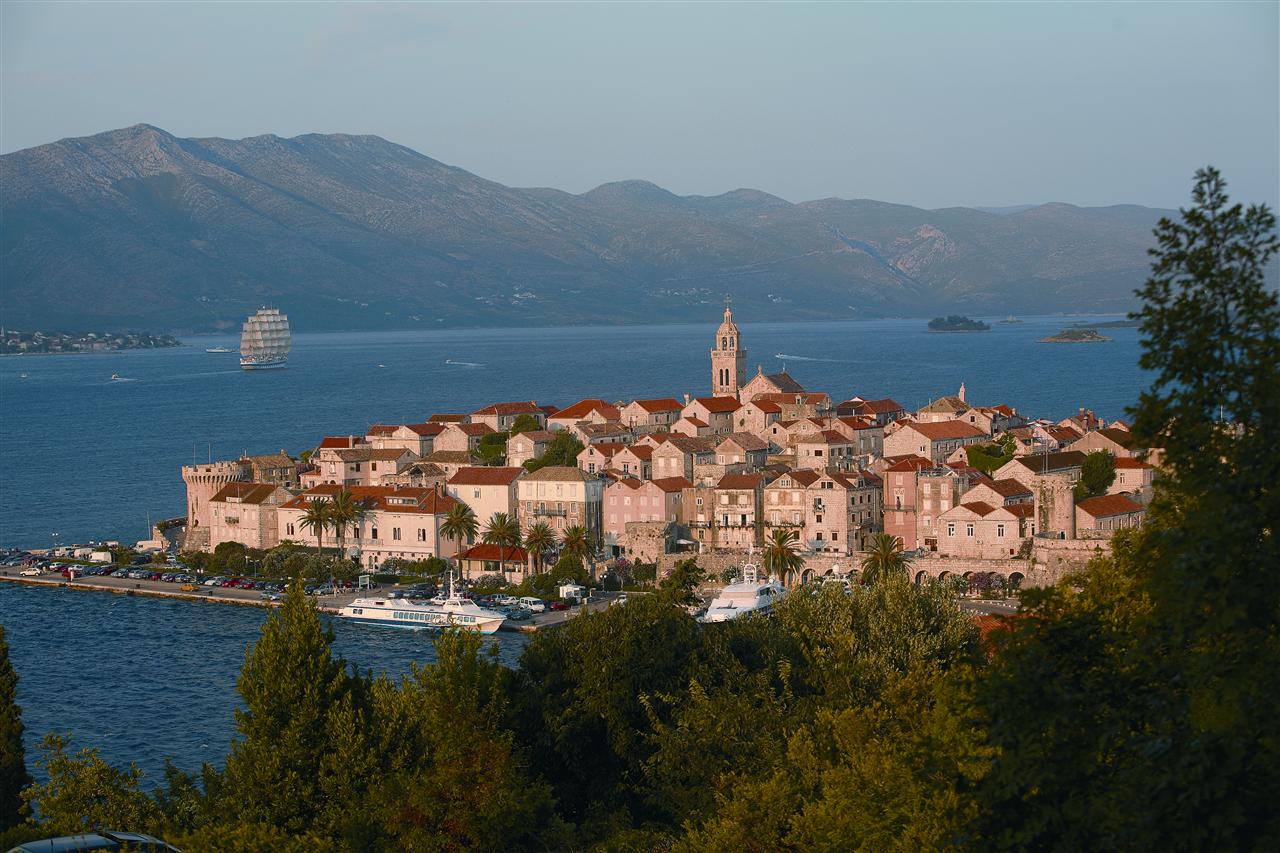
[1079,407,1085,420]
[683,393,691,406]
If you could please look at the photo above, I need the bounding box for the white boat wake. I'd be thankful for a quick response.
[445,359,484,367]
[774,353,840,363]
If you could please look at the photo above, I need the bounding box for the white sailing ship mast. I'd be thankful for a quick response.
[239,308,291,370]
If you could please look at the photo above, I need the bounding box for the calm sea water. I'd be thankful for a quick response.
[0,316,1147,550]
[0,315,1150,781]
[0,582,528,782]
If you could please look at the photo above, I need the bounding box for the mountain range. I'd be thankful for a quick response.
[1,124,1172,332]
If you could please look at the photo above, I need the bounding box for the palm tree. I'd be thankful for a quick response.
[523,521,557,575]
[861,533,908,586]
[327,489,367,569]
[482,512,522,581]
[761,528,805,586]
[299,498,330,558]
[441,502,479,566]
[559,523,593,580]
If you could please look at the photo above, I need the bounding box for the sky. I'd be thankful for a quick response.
[2,1,1276,210]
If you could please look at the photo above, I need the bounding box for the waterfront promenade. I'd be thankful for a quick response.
[0,569,612,632]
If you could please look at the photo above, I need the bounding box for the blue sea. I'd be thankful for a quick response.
[0,315,1150,782]
[0,316,1147,551]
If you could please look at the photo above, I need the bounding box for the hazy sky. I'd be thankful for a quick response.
[2,1,1276,210]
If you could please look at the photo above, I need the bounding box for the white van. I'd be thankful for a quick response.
[518,596,546,613]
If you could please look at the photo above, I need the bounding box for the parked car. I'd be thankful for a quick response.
[19,567,40,577]
[549,601,571,611]
[518,597,546,613]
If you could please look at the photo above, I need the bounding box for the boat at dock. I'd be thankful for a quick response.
[239,307,291,370]
[336,572,506,634]
[698,564,785,623]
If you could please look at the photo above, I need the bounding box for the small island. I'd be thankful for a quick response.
[1040,328,1112,343]
[2,329,182,355]
[928,315,991,332]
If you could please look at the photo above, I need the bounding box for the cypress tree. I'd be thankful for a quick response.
[0,625,31,829]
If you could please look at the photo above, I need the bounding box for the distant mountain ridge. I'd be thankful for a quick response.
[0,124,1173,332]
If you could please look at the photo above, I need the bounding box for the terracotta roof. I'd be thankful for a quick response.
[838,416,878,430]
[582,442,626,457]
[717,473,764,490]
[283,485,457,515]
[405,422,447,436]
[918,395,968,414]
[423,450,477,464]
[1113,457,1153,469]
[369,448,414,462]
[522,466,597,483]
[855,398,905,414]
[318,435,363,449]
[472,401,541,416]
[1046,425,1083,441]
[681,417,710,428]
[749,400,783,414]
[366,424,398,437]
[331,447,373,462]
[651,476,693,492]
[986,478,1033,497]
[621,444,654,460]
[460,543,529,562]
[511,430,555,443]
[990,404,1017,417]
[579,422,631,436]
[884,455,934,472]
[718,433,769,452]
[211,483,285,505]
[428,414,467,423]
[1006,503,1035,518]
[1092,427,1139,448]
[759,371,805,393]
[965,501,1005,517]
[909,421,987,440]
[690,396,742,413]
[770,470,822,487]
[628,398,683,412]
[666,436,718,453]
[451,423,496,436]
[551,398,620,420]
[448,466,524,486]
[609,477,646,491]
[1077,494,1144,517]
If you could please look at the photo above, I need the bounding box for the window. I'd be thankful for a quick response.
[371,527,379,540]
[417,528,427,542]
[815,514,823,523]
[392,527,402,541]
[966,523,974,537]
[286,523,295,536]
[947,523,955,537]
[695,497,703,506]
[832,532,838,541]
[588,463,596,473]
[997,524,1005,538]
[623,496,631,506]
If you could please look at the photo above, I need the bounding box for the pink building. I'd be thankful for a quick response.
[434,422,495,453]
[837,397,906,426]
[1076,494,1146,533]
[883,420,988,464]
[507,430,555,468]
[602,477,686,551]
[470,401,546,432]
[681,397,741,435]
[612,444,653,479]
[1066,427,1143,459]
[445,467,523,532]
[620,398,683,432]
[578,442,627,475]
[936,501,1031,559]
[207,483,293,551]
[793,430,856,470]
[651,436,717,481]
[1111,457,1155,500]
[548,399,621,432]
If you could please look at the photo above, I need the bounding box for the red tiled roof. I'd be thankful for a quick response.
[770,469,821,487]
[583,442,627,457]
[717,473,764,490]
[1113,457,1153,469]
[909,420,987,440]
[404,422,447,436]
[682,417,710,428]
[318,435,363,449]
[857,398,905,414]
[511,430,556,443]
[756,371,805,393]
[453,423,496,436]
[622,444,654,460]
[718,433,769,451]
[369,448,413,461]
[366,424,398,437]
[551,399,620,420]
[460,543,529,562]
[447,466,524,486]
[1006,503,1035,518]
[986,478,1033,497]
[651,476,693,492]
[1046,425,1083,441]
[472,401,541,416]
[1077,494,1144,518]
[1091,427,1140,449]
[609,477,646,491]
[210,483,284,505]
[629,398,683,412]
[283,485,457,515]
[838,416,878,430]
[690,396,743,413]
[884,455,934,472]
[959,501,999,517]
[749,400,783,414]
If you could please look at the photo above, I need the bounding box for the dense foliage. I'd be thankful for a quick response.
[1073,449,1117,500]
[2,168,1276,849]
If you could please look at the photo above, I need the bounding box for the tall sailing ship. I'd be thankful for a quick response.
[239,308,291,370]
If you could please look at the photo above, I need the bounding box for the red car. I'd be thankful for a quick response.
[549,601,572,611]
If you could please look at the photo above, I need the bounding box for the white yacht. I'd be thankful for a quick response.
[336,572,506,634]
[698,564,786,623]
[239,307,291,369]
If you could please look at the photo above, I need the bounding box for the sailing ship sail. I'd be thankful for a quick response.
[239,308,291,370]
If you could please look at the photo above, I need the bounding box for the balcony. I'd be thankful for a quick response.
[530,508,570,517]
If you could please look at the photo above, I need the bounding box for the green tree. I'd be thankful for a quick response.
[21,734,163,836]
[522,521,557,574]
[761,528,805,584]
[441,501,479,564]
[1073,449,1117,500]
[523,431,584,472]
[965,434,1016,474]
[326,489,367,567]
[0,626,30,830]
[509,413,541,436]
[482,512,522,581]
[477,430,509,466]
[971,168,1280,849]
[215,580,369,835]
[860,532,908,585]
[299,498,330,558]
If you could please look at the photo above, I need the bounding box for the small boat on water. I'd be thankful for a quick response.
[109,373,127,381]
[445,358,483,367]
[205,346,233,353]
[698,564,786,623]
[998,315,1023,324]
[336,571,506,634]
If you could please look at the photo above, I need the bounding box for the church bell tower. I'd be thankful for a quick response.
[710,298,746,397]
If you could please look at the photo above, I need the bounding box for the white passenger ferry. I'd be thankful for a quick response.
[698,564,786,623]
[336,573,506,634]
